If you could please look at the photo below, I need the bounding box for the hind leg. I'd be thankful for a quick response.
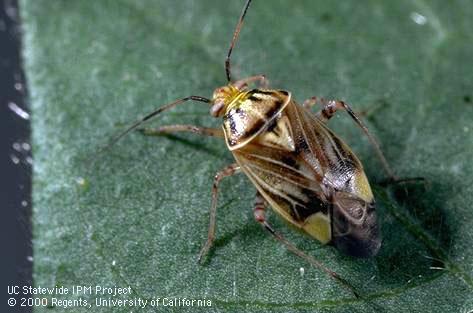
[252,192,360,298]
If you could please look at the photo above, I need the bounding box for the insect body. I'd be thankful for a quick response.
[107,0,395,296]
[217,86,381,258]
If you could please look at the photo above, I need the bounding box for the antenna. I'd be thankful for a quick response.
[225,0,253,82]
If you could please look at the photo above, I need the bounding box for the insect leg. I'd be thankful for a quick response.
[93,95,211,159]
[313,99,396,180]
[138,124,224,138]
[302,96,319,109]
[198,163,241,263]
[233,75,268,90]
[253,192,360,298]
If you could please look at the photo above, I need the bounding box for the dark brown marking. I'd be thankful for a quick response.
[266,118,278,132]
[263,101,283,120]
[254,90,276,95]
[344,175,353,190]
[366,201,376,214]
[331,134,352,162]
[302,187,329,215]
[292,188,328,221]
[321,110,331,120]
[228,115,237,134]
[296,136,310,153]
[247,95,262,102]
[281,155,298,169]
[242,118,266,138]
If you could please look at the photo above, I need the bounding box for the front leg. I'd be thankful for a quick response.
[233,74,268,90]
[138,124,224,138]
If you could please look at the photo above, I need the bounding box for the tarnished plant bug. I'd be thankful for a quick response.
[104,0,398,297]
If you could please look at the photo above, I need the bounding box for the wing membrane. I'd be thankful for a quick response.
[289,103,368,198]
[234,143,327,224]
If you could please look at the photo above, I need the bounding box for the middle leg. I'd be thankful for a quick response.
[198,163,241,263]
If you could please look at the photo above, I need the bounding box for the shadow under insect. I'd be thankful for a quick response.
[372,180,453,286]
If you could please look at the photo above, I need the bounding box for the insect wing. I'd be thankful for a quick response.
[290,103,374,203]
[233,101,378,253]
[330,190,380,257]
[233,142,333,244]
[290,104,380,256]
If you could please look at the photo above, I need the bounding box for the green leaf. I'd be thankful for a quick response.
[23,0,473,312]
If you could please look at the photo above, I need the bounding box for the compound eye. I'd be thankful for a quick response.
[210,101,225,117]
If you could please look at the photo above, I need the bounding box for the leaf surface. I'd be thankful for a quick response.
[23,0,473,312]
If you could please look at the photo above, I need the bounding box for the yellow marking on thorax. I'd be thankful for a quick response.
[226,91,250,111]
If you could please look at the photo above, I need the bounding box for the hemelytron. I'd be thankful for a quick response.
[107,0,397,296]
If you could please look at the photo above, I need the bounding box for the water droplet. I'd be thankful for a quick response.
[26,156,33,165]
[27,256,33,262]
[21,200,28,207]
[14,82,23,91]
[299,267,305,277]
[76,177,90,191]
[410,12,427,25]
[22,142,31,151]
[112,260,116,266]
[5,4,17,20]
[122,72,131,81]
[12,142,21,151]
[10,154,20,164]
[8,101,30,120]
